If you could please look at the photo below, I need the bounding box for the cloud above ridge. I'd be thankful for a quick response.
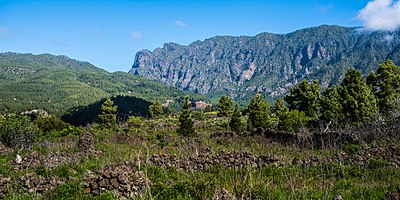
[357,0,400,31]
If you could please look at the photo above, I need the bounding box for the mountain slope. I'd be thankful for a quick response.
[0,52,198,115]
[129,25,400,100]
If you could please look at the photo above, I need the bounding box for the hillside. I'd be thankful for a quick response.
[0,52,201,115]
[129,25,400,100]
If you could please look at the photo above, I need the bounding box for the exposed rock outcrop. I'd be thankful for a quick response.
[130,25,400,100]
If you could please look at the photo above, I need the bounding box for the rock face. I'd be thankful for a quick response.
[129,25,400,100]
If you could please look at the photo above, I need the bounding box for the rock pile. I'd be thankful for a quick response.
[0,175,11,198]
[212,188,237,200]
[150,151,279,171]
[19,172,64,195]
[211,131,237,138]
[386,187,400,200]
[79,133,100,156]
[0,142,13,155]
[292,145,400,168]
[44,152,78,168]
[82,162,150,198]
[12,152,42,171]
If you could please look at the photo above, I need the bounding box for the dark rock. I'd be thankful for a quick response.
[0,142,13,155]
[0,175,12,198]
[82,163,150,199]
[212,188,237,200]
[19,172,65,195]
[333,195,343,200]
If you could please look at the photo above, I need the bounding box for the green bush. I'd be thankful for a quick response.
[0,114,38,148]
[128,116,143,128]
[192,111,206,121]
[278,110,310,132]
[59,125,81,137]
[35,115,69,134]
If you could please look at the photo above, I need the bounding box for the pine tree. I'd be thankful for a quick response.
[284,80,321,119]
[98,98,117,127]
[229,104,243,133]
[320,86,344,124]
[272,98,309,132]
[367,60,400,115]
[273,98,289,119]
[177,96,195,136]
[217,95,233,117]
[339,69,377,123]
[247,92,272,129]
[149,101,164,118]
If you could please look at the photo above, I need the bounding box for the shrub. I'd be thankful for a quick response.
[59,125,81,137]
[35,115,69,134]
[128,116,143,129]
[192,111,206,121]
[0,114,38,148]
[149,101,164,118]
[278,110,310,132]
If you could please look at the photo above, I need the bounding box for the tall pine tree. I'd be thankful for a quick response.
[98,98,117,127]
[217,95,233,117]
[229,104,243,133]
[177,96,195,136]
[339,69,377,123]
[247,92,272,129]
[284,80,321,119]
[367,60,400,115]
[320,86,344,124]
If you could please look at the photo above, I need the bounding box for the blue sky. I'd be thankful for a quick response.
[0,0,386,72]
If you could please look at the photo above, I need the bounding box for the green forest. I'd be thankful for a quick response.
[0,53,206,116]
[0,60,399,199]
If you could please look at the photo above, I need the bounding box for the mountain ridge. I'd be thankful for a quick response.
[0,52,203,115]
[129,25,400,100]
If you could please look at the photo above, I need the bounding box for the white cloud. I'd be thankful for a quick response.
[174,20,188,27]
[131,31,142,41]
[357,0,400,31]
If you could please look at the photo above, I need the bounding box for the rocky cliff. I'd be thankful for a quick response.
[129,25,400,100]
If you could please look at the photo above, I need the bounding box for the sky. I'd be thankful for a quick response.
[0,0,399,72]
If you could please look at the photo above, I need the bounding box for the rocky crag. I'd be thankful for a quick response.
[130,25,400,100]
